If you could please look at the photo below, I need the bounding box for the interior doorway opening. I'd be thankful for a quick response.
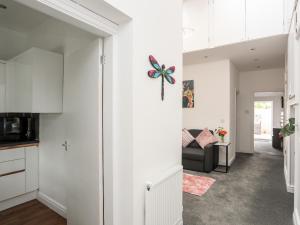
[0,0,117,224]
[254,101,273,141]
[253,92,284,155]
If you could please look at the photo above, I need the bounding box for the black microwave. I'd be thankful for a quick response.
[0,114,39,142]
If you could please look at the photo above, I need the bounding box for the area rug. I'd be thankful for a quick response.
[183,173,216,196]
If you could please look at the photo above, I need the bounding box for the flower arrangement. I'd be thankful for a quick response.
[215,127,228,143]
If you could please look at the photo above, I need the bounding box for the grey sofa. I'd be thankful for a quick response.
[182,129,219,173]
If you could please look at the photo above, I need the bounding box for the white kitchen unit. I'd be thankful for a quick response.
[211,0,246,47]
[246,0,284,40]
[6,48,63,113]
[183,0,210,52]
[0,62,5,113]
[0,146,39,209]
[25,146,39,192]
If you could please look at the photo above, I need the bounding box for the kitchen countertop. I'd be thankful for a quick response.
[0,141,39,150]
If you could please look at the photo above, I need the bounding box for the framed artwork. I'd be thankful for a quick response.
[183,80,194,108]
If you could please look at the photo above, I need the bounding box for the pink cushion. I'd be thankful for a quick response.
[182,129,195,147]
[195,128,218,149]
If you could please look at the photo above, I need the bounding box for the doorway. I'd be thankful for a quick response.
[254,101,273,141]
[253,92,284,155]
[0,0,116,224]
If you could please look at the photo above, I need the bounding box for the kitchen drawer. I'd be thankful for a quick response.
[0,171,26,202]
[0,159,25,176]
[0,148,25,163]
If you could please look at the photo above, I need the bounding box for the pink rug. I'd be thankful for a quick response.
[183,173,216,196]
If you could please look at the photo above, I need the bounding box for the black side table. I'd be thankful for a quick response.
[213,142,231,173]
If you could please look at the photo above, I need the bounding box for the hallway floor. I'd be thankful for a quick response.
[254,139,283,156]
[183,151,293,225]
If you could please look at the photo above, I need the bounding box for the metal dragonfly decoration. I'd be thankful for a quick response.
[148,55,176,101]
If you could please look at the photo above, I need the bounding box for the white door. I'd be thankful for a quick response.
[64,39,103,225]
[246,0,284,40]
[183,0,209,52]
[212,0,246,47]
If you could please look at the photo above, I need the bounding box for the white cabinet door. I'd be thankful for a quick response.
[0,62,5,112]
[25,146,39,192]
[246,0,284,40]
[14,60,33,113]
[31,48,63,113]
[183,0,209,52]
[5,61,16,112]
[64,39,103,225]
[6,48,63,113]
[0,172,26,202]
[212,0,246,47]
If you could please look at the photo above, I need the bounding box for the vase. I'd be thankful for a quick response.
[220,136,225,143]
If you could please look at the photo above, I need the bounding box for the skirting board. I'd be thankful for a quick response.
[37,192,67,218]
[0,191,37,211]
[284,166,295,193]
[294,209,300,225]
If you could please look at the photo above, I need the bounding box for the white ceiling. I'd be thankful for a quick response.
[0,0,49,33]
[0,0,98,60]
[183,35,287,71]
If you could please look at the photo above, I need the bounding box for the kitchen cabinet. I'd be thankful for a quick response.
[25,146,39,192]
[0,62,5,113]
[0,172,26,202]
[246,0,284,40]
[6,48,63,113]
[0,146,39,202]
[183,0,210,52]
[211,0,246,47]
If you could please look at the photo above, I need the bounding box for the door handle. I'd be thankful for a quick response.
[62,141,70,151]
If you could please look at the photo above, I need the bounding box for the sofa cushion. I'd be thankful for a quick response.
[187,129,214,148]
[196,128,219,149]
[182,147,205,161]
[182,129,195,147]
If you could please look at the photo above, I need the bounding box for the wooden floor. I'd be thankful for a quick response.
[0,200,67,225]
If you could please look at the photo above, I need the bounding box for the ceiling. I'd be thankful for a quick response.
[0,0,49,33]
[183,35,287,71]
[0,0,98,60]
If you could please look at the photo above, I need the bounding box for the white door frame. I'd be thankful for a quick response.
[14,0,117,224]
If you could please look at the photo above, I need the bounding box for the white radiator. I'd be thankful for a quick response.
[145,165,183,225]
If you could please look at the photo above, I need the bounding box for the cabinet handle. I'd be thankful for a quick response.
[0,169,25,177]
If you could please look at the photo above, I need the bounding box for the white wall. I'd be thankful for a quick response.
[183,60,236,165]
[130,2,182,225]
[84,1,182,225]
[39,114,66,211]
[237,68,284,153]
[290,1,300,222]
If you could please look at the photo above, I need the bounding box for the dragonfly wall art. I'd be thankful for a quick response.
[147,55,176,101]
